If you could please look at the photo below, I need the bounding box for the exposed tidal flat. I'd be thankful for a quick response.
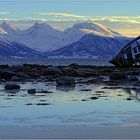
[1,63,140,138]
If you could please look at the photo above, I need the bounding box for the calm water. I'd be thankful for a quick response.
[0,58,112,66]
[0,82,140,127]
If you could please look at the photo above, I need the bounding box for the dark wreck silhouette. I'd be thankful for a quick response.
[110,36,140,67]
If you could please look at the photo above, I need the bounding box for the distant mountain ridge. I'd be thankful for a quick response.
[45,34,131,58]
[0,21,132,58]
[0,36,39,58]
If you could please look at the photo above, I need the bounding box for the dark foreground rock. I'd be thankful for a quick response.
[0,71,18,80]
[28,89,36,95]
[5,83,20,90]
[128,76,139,82]
[0,64,140,85]
[109,72,128,81]
[45,66,63,76]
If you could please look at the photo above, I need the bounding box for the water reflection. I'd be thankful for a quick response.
[0,82,140,127]
[4,89,20,94]
[56,85,75,91]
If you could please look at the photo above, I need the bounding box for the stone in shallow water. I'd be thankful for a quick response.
[127,97,133,101]
[82,99,89,101]
[28,89,36,95]
[10,76,20,81]
[0,71,17,80]
[80,89,91,91]
[36,103,51,106]
[5,83,20,90]
[109,72,128,81]
[128,76,139,82]
[90,97,99,100]
[45,66,63,76]
[26,103,33,106]
[56,77,75,86]
[56,85,75,91]
[62,67,77,76]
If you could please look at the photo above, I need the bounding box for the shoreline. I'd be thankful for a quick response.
[0,64,140,139]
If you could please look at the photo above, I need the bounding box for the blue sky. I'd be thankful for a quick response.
[0,0,140,21]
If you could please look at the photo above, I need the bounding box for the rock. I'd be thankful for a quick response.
[0,71,17,80]
[45,66,63,76]
[69,63,80,68]
[80,89,91,91]
[90,97,99,100]
[129,76,139,81]
[62,67,77,76]
[82,99,88,101]
[8,94,16,96]
[76,68,97,77]
[78,78,97,84]
[36,103,51,106]
[56,85,75,91]
[40,100,47,102]
[109,72,128,81]
[56,77,75,86]
[95,90,105,93]
[8,65,23,72]
[5,83,20,90]
[26,103,33,105]
[28,89,36,95]
[38,90,53,94]
[18,74,30,80]
[127,97,133,101]
[10,76,20,81]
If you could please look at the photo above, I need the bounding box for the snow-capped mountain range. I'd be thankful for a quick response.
[0,21,132,58]
[0,36,38,58]
[46,34,130,58]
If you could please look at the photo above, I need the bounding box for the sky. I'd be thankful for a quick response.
[0,0,140,37]
[0,0,140,21]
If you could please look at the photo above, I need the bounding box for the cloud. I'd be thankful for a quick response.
[39,12,89,20]
[0,12,9,15]
[96,16,140,24]
[38,12,140,23]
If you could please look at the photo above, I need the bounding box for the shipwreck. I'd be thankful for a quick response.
[110,36,140,67]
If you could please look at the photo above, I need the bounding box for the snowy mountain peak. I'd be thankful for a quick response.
[31,22,54,30]
[0,22,18,34]
[0,27,7,35]
[66,21,121,37]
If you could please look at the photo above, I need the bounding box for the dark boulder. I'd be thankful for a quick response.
[45,66,63,76]
[127,97,133,101]
[76,68,97,77]
[10,76,20,81]
[69,63,80,68]
[62,67,77,76]
[109,72,128,81]
[0,71,17,80]
[5,83,20,90]
[90,97,99,100]
[28,89,36,95]
[128,76,139,81]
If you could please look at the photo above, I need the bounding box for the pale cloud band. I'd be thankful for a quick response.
[39,12,140,23]
[0,11,140,23]
[98,16,140,23]
[39,12,87,18]
[0,12,9,15]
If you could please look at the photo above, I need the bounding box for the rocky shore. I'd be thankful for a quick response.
[0,63,139,85]
[0,63,139,102]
